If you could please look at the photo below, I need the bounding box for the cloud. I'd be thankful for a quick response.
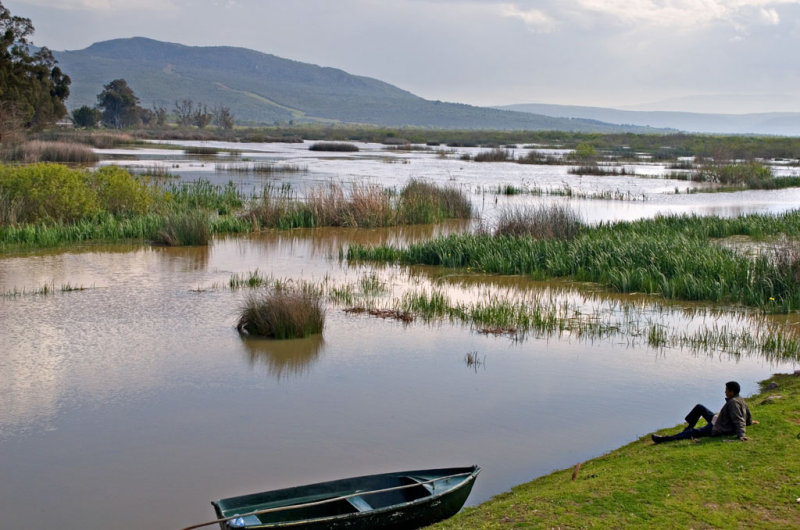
[573,0,798,29]
[500,3,557,32]
[14,0,178,11]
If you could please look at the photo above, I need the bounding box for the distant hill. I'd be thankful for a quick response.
[497,103,800,136]
[53,37,658,132]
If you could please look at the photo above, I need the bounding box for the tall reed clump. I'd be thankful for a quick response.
[397,179,472,224]
[0,141,99,163]
[307,183,393,227]
[237,289,325,339]
[155,210,211,246]
[308,142,359,152]
[495,204,583,239]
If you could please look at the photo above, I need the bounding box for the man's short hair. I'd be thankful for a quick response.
[726,381,741,396]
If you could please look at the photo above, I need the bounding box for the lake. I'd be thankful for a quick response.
[1,141,798,529]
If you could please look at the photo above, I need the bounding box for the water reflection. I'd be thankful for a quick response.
[240,334,325,379]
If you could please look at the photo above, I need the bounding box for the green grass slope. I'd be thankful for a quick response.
[432,372,800,529]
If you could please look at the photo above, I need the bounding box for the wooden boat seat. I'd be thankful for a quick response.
[346,495,372,512]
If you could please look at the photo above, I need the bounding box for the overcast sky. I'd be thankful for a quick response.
[6,0,800,113]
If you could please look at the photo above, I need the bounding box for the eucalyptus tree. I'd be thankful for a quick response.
[0,1,71,135]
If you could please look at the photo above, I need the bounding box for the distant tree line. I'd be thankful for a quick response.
[70,79,235,130]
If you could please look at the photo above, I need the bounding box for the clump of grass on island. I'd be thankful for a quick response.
[308,142,359,152]
[236,289,325,339]
[432,372,800,529]
[347,211,800,313]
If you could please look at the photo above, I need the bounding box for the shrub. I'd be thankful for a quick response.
[495,204,583,240]
[88,166,156,217]
[237,290,325,339]
[0,163,99,223]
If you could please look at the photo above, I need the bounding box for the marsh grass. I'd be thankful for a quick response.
[495,204,583,239]
[348,211,800,312]
[1,141,99,163]
[433,373,800,529]
[236,289,325,339]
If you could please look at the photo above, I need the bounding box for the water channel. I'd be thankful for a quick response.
[1,141,798,529]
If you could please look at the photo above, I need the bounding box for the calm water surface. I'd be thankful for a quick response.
[1,142,799,529]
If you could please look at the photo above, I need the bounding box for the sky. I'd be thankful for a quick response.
[5,0,800,113]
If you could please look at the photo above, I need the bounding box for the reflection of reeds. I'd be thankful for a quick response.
[241,334,324,379]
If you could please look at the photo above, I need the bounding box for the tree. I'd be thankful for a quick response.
[193,103,212,129]
[174,99,194,127]
[0,1,71,134]
[71,105,101,128]
[97,79,140,129]
[213,105,235,130]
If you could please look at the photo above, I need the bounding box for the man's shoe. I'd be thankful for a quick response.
[652,434,668,444]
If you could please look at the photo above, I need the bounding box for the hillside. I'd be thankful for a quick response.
[498,103,800,136]
[54,37,657,132]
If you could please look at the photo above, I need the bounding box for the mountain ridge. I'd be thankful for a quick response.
[53,37,661,133]
[496,103,800,136]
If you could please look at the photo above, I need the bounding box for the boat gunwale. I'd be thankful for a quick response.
[197,466,480,530]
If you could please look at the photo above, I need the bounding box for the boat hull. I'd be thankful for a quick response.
[211,466,480,530]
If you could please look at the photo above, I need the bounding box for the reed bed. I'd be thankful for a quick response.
[215,162,306,174]
[568,164,632,176]
[473,148,514,162]
[182,146,220,156]
[0,141,99,164]
[237,289,325,339]
[243,179,471,229]
[495,204,583,239]
[348,211,800,312]
[308,142,359,152]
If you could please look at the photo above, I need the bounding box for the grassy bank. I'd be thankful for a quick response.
[432,372,800,529]
[0,163,471,252]
[347,211,800,313]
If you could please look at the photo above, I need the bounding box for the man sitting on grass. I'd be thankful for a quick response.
[652,381,758,444]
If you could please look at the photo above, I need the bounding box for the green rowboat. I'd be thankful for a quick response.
[184,465,480,530]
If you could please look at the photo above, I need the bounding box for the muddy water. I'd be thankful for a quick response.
[2,143,800,529]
